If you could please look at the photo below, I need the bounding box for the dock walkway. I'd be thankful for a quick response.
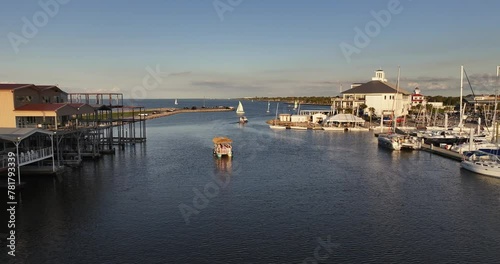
[420,143,463,161]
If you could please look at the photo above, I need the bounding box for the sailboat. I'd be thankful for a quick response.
[266,101,270,113]
[236,101,245,114]
[269,103,286,129]
[293,100,298,110]
[174,99,178,105]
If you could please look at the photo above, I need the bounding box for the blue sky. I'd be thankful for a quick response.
[0,0,499,98]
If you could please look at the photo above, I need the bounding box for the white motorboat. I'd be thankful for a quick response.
[269,125,287,129]
[461,151,500,178]
[322,126,347,131]
[348,127,370,132]
[239,116,248,123]
[290,126,308,130]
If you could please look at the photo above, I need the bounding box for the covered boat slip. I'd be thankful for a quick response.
[0,128,57,183]
[323,114,367,130]
[213,137,233,158]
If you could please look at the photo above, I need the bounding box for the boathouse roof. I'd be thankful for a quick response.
[0,83,67,92]
[0,128,53,142]
[0,83,36,91]
[342,81,411,95]
[14,103,80,116]
[34,85,68,94]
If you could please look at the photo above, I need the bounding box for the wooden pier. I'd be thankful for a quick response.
[420,143,463,161]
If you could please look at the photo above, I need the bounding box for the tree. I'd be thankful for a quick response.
[368,107,375,125]
[359,103,368,115]
[425,104,433,113]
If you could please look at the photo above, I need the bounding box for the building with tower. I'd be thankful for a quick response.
[332,69,411,117]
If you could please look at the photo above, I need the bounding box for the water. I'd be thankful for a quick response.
[2,100,500,263]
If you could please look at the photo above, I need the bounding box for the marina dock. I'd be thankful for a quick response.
[420,143,463,161]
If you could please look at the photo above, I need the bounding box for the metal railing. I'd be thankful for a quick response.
[0,156,9,169]
[18,147,53,166]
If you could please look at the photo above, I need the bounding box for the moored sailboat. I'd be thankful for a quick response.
[461,150,500,178]
[236,101,245,114]
[269,103,286,129]
[378,134,402,151]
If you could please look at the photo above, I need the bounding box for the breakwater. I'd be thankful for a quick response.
[143,107,235,120]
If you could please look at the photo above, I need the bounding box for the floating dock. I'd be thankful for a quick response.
[420,143,463,161]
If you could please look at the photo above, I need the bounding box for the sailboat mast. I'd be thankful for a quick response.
[459,65,464,128]
[393,66,401,132]
[275,103,279,125]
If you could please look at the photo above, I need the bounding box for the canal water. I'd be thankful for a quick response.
[2,100,500,263]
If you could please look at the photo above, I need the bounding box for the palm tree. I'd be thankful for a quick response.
[368,107,375,125]
[359,103,368,116]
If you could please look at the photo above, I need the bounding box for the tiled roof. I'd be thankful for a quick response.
[342,81,411,95]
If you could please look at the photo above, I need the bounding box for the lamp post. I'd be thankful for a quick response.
[51,132,56,172]
[496,66,500,144]
[15,137,21,185]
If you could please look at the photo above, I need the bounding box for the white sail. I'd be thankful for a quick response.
[174,99,178,105]
[293,100,298,110]
[236,101,245,114]
[266,101,270,113]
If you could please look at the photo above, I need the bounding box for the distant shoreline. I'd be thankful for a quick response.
[141,107,234,120]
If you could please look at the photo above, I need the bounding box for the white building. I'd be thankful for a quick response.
[411,87,426,106]
[332,70,411,117]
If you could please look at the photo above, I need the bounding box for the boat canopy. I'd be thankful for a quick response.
[325,114,365,124]
[213,137,233,144]
[0,128,53,142]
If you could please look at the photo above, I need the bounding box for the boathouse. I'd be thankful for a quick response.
[0,128,56,183]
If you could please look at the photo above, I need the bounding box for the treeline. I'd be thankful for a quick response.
[250,96,462,106]
[250,96,332,105]
[426,96,461,106]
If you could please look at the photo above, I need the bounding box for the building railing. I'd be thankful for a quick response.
[0,156,9,169]
[18,147,53,166]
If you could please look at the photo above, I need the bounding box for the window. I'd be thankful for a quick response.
[16,95,32,102]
